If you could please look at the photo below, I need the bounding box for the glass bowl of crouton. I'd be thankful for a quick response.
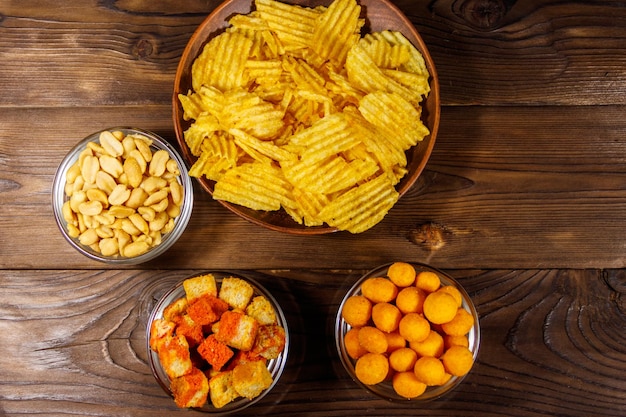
[147,271,289,413]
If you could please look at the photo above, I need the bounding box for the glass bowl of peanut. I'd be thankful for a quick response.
[52,127,194,264]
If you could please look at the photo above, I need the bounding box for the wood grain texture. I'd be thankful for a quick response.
[0,269,623,416]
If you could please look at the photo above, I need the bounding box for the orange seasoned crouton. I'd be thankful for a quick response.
[176,314,204,347]
[213,310,259,351]
[209,371,239,409]
[197,334,234,372]
[246,295,277,325]
[163,297,188,323]
[170,367,209,408]
[225,350,266,371]
[183,274,218,303]
[232,360,273,399]
[251,324,286,360]
[149,318,176,351]
[158,334,193,379]
[219,277,254,310]
[187,294,229,326]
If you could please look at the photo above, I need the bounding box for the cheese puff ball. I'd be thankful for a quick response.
[398,313,430,343]
[372,302,402,333]
[441,345,474,377]
[387,262,416,287]
[389,347,418,372]
[409,329,444,358]
[341,295,372,327]
[441,308,475,337]
[423,291,458,325]
[444,334,469,349]
[415,271,440,293]
[344,328,368,359]
[392,371,427,399]
[355,353,389,385]
[395,286,426,314]
[385,331,406,353]
[413,356,447,386]
[437,285,463,307]
[357,326,388,354]
[361,277,398,303]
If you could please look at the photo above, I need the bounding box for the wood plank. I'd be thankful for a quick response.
[0,268,623,416]
[1,0,625,107]
[2,105,626,270]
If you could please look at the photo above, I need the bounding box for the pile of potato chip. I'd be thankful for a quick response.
[179,0,431,233]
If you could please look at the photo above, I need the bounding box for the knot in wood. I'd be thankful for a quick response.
[457,0,507,30]
[132,37,155,59]
[408,222,447,251]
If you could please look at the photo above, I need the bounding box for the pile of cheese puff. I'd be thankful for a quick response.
[150,274,286,409]
[341,262,476,399]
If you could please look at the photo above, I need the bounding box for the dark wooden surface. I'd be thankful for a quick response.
[1,0,625,416]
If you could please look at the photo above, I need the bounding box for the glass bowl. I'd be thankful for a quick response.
[52,127,193,264]
[335,262,480,401]
[146,271,289,413]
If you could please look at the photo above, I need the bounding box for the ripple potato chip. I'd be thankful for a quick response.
[180,0,432,233]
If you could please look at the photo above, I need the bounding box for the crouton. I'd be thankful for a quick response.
[252,324,287,360]
[246,295,277,325]
[187,294,229,326]
[231,360,273,400]
[219,277,254,310]
[170,367,209,408]
[149,318,176,351]
[225,350,266,371]
[176,314,204,347]
[213,310,259,351]
[163,297,188,323]
[197,334,234,372]
[158,334,193,379]
[209,371,239,409]
[183,274,218,303]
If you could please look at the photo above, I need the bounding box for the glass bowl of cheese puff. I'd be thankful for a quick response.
[147,271,289,412]
[335,262,480,401]
[172,0,440,235]
[52,127,193,264]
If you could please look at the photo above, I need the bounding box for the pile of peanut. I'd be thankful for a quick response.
[62,130,185,258]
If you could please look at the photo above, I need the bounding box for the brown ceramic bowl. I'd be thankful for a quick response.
[173,0,440,235]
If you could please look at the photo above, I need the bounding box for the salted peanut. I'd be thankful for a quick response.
[163,218,175,234]
[141,176,167,193]
[98,237,119,257]
[166,159,180,175]
[62,201,77,225]
[169,180,183,206]
[123,240,150,257]
[138,206,156,222]
[67,224,80,238]
[108,205,135,218]
[94,212,115,226]
[134,136,153,162]
[99,130,124,157]
[78,200,103,216]
[111,130,125,141]
[150,197,169,213]
[122,135,136,157]
[124,157,143,188]
[149,149,170,177]
[129,213,150,235]
[86,141,106,155]
[166,199,181,218]
[80,154,100,184]
[121,218,141,236]
[150,211,169,232]
[116,229,132,252]
[95,225,114,239]
[144,189,168,207]
[86,188,108,206]
[95,170,117,195]
[99,154,123,178]
[108,184,131,206]
[72,175,85,195]
[78,228,99,246]
[66,162,81,184]
[129,149,147,174]
[125,187,148,209]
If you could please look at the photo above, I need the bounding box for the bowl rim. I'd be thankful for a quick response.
[335,261,480,402]
[52,126,194,264]
[146,270,290,413]
[172,0,440,235]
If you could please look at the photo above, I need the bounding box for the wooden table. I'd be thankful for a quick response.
[1,0,625,415]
